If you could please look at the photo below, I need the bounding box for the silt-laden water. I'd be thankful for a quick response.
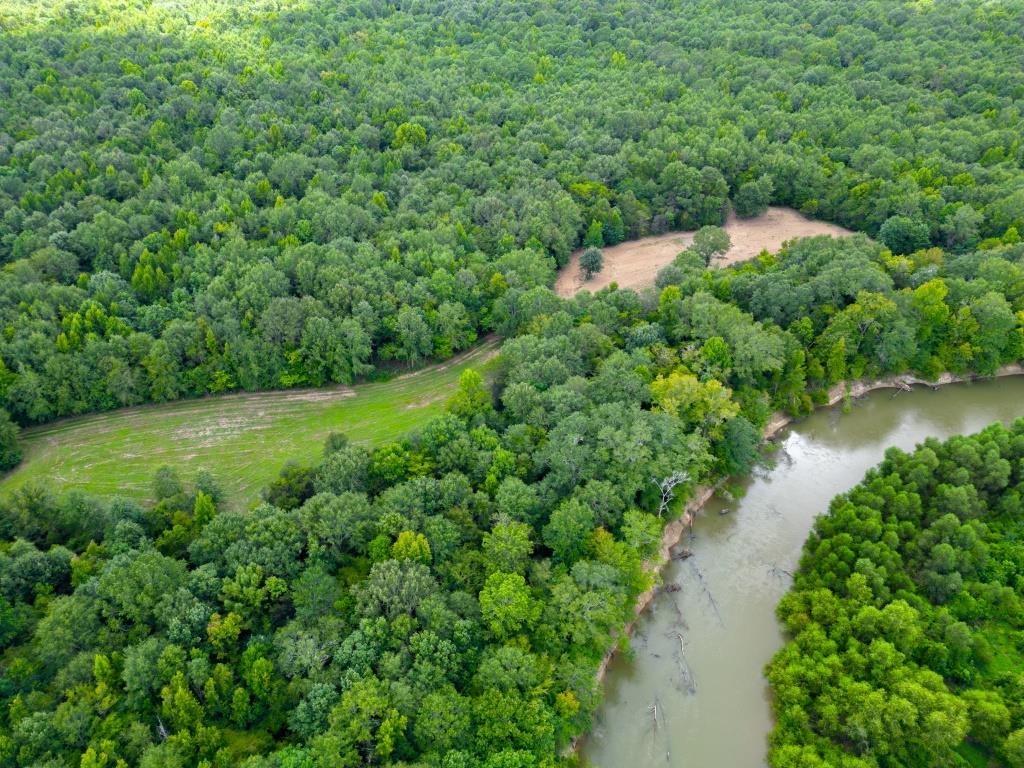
[582,377,1024,767]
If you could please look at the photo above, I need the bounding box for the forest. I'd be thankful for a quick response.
[1,228,1023,766]
[1,0,1023,434]
[2,0,1024,766]
[768,424,1024,768]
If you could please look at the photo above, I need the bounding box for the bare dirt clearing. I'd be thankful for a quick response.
[554,206,855,297]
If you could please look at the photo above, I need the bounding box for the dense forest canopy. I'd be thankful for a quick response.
[4,0,1024,766]
[768,423,1024,768]
[1,0,1024,427]
[1,227,1023,766]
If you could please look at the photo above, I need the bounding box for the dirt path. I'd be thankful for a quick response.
[555,206,855,297]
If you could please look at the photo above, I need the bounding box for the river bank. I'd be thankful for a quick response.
[575,362,1024,754]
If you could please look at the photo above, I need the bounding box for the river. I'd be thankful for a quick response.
[581,376,1024,767]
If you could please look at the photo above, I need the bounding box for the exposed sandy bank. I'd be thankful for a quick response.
[555,206,854,297]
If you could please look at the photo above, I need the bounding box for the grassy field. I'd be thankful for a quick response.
[0,339,500,510]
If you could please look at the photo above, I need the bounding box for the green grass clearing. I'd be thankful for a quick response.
[0,340,500,510]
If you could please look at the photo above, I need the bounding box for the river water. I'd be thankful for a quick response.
[582,377,1024,767]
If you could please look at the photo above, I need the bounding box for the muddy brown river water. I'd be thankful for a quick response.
[581,376,1024,767]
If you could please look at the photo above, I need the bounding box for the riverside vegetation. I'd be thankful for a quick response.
[2,231,1024,767]
[768,423,1024,768]
[2,1,1024,767]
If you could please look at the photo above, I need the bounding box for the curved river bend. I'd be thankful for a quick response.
[582,377,1024,767]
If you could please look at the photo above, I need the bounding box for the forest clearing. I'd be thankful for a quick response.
[0,339,499,508]
[555,206,855,296]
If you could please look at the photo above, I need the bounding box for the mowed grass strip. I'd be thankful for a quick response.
[0,339,500,510]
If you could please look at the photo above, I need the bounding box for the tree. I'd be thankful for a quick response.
[447,368,492,422]
[583,219,604,248]
[355,560,437,620]
[719,416,761,476]
[494,477,541,524]
[153,466,183,501]
[395,305,433,365]
[161,671,204,733]
[97,550,188,628]
[579,247,604,279]
[605,208,626,244]
[650,369,739,435]
[733,174,774,218]
[315,445,370,495]
[393,121,427,149]
[691,226,731,265]
[965,292,1017,374]
[0,409,21,471]
[414,688,472,755]
[392,530,432,564]
[1006,728,1024,768]
[826,336,847,383]
[542,499,595,564]
[879,215,930,254]
[192,491,216,528]
[621,509,662,558]
[697,166,730,226]
[941,204,982,250]
[478,571,539,640]
[264,462,316,510]
[324,432,350,456]
[963,691,1011,745]
[482,521,534,575]
[314,676,408,766]
[207,611,244,658]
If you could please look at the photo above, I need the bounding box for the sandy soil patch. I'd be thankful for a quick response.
[554,206,855,297]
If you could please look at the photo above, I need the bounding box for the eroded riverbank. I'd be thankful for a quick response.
[581,368,1024,766]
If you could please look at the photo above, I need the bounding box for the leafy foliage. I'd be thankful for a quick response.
[3,0,1024,765]
[768,423,1024,768]
[2,0,1024,427]
[2,229,1024,765]
[0,410,21,471]
[579,247,604,280]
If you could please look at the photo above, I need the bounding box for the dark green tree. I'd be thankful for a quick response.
[579,247,604,280]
